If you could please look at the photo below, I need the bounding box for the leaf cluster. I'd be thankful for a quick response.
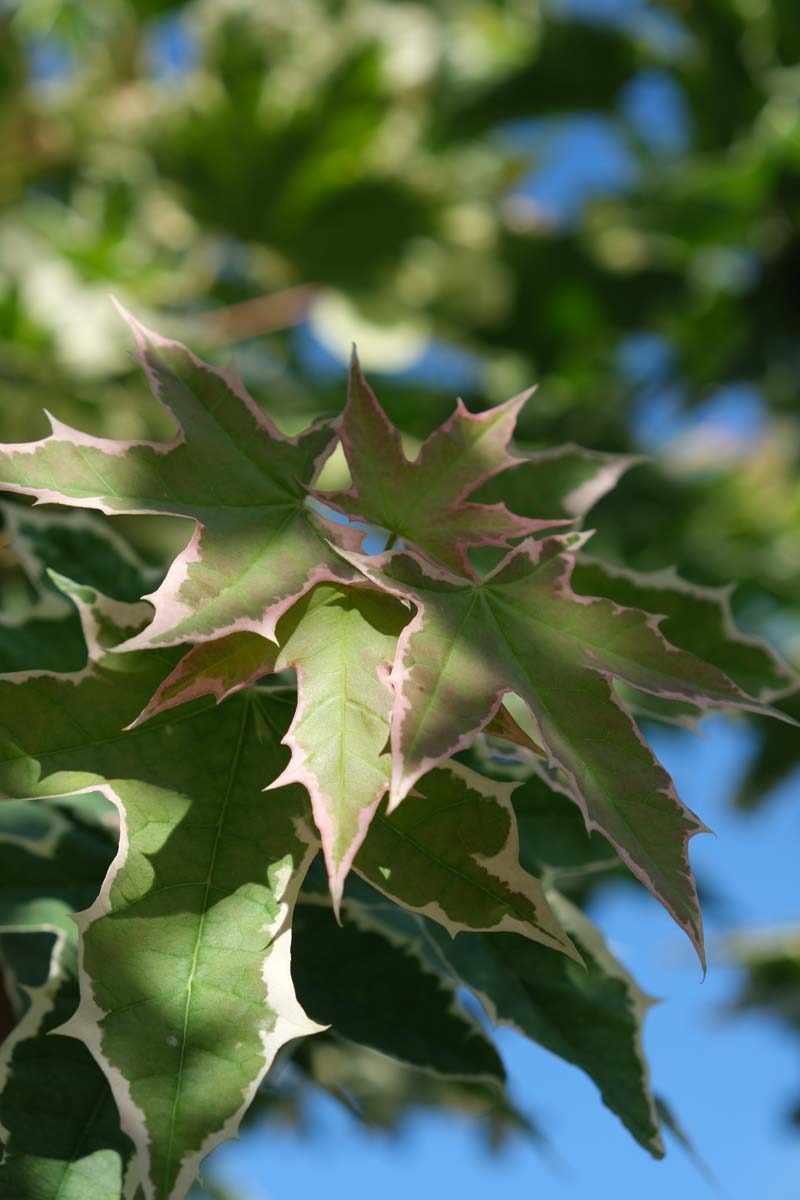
[0,314,795,1198]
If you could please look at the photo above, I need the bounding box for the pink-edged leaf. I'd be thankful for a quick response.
[130,583,411,912]
[320,349,565,576]
[346,536,793,965]
[128,632,279,729]
[0,304,353,652]
[484,702,546,757]
[267,584,410,915]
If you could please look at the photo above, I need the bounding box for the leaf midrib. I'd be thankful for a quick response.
[161,696,250,1194]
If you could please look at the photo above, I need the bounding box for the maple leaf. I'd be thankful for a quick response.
[0,305,353,653]
[336,880,664,1157]
[0,499,159,672]
[126,590,569,944]
[0,797,133,1198]
[320,349,565,575]
[347,535,790,965]
[292,897,506,1081]
[353,762,579,957]
[572,555,798,705]
[128,583,409,913]
[423,895,665,1156]
[0,581,323,1200]
[474,442,644,524]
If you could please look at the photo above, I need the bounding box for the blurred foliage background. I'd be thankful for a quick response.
[1,0,799,1174]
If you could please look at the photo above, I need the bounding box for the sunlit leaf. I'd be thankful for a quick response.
[0,586,323,1200]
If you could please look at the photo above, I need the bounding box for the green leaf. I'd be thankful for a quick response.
[0,500,158,673]
[268,584,409,912]
[321,350,561,575]
[655,1095,717,1184]
[0,929,133,1200]
[0,591,323,1200]
[572,555,797,705]
[0,307,353,652]
[423,894,665,1157]
[0,802,131,1198]
[0,797,115,955]
[131,584,411,913]
[510,767,622,888]
[352,536,786,964]
[735,688,800,810]
[475,444,643,524]
[291,896,506,1082]
[354,761,578,959]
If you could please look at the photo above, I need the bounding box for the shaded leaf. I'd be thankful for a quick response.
[655,1095,717,1185]
[735,689,800,810]
[475,444,642,524]
[0,501,158,673]
[423,894,665,1157]
[0,801,131,1198]
[354,761,578,959]
[0,929,134,1200]
[291,897,505,1082]
[511,767,622,888]
[572,555,797,703]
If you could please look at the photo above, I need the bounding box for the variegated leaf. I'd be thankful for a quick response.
[130,584,410,913]
[321,350,562,576]
[267,584,409,913]
[474,443,643,524]
[0,306,353,653]
[0,927,133,1200]
[353,761,578,959]
[129,632,279,730]
[347,536,791,965]
[0,500,158,673]
[572,555,798,712]
[0,589,323,1200]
